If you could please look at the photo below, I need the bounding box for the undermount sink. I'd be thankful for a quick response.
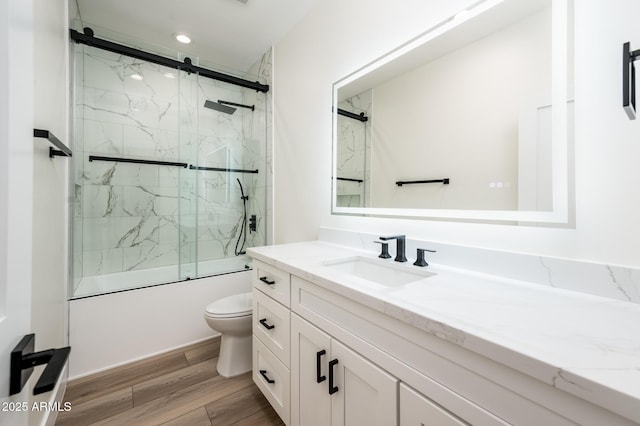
[323,256,436,287]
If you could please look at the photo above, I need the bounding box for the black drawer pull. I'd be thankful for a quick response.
[259,318,275,330]
[316,349,326,383]
[259,369,275,384]
[259,276,275,285]
[328,358,339,395]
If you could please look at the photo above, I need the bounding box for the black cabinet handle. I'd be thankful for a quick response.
[259,369,275,384]
[259,276,275,285]
[316,349,326,383]
[259,318,275,330]
[328,358,339,395]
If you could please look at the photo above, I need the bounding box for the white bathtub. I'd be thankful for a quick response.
[69,264,253,379]
[73,255,252,298]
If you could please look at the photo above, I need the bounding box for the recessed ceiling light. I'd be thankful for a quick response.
[130,73,143,81]
[175,33,191,44]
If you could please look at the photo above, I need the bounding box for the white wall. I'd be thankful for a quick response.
[31,0,71,424]
[0,0,35,424]
[273,0,640,268]
[32,0,69,355]
[0,0,69,424]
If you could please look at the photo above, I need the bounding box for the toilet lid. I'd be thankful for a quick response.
[205,291,252,318]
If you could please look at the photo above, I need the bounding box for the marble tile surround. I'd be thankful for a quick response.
[318,227,640,304]
[336,91,371,207]
[73,44,271,283]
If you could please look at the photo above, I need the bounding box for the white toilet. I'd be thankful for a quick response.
[204,291,253,378]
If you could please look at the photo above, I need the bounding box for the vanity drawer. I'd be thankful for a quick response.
[253,288,291,366]
[400,383,467,426]
[253,336,290,425]
[253,260,291,307]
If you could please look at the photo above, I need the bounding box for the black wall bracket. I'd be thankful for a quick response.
[623,42,640,120]
[10,334,71,396]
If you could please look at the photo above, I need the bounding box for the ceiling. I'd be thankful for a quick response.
[75,0,317,72]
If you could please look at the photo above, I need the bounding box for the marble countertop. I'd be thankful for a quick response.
[247,241,640,423]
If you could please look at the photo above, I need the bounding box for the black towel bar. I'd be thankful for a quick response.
[10,334,71,395]
[33,129,72,158]
[88,155,188,168]
[189,165,259,174]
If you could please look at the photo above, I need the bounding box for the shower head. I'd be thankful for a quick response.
[203,100,237,115]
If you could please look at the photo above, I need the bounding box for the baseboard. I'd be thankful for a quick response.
[67,335,220,383]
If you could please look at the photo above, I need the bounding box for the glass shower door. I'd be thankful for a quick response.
[70,34,270,297]
[191,70,268,278]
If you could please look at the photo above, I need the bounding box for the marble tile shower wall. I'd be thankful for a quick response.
[74,45,267,279]
[243,49,273,250]
[336,90,371,207]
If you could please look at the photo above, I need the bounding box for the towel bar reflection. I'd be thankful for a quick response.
[396,178,450,187]
[336,177,364,183]
[623,42,640,120]
[337,108,368,122]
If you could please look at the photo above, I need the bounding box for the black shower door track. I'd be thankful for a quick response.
[70,28,270,93]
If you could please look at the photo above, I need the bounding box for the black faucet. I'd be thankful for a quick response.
[379,235,407,262]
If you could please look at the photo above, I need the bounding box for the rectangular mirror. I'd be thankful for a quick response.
[332,0,574,224]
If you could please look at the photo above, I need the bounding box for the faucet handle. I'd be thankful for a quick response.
[414,248,436,267]
[374,241,392,259]
[379,234,405,241]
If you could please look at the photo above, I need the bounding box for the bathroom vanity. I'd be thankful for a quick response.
[248,241,640,425]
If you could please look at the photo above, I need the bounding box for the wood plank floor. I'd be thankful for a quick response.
[56,338,284,426]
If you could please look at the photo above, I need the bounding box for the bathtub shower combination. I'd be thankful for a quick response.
[71,26,270,298]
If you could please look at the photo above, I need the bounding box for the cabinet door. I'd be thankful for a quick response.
[330,339,398,426]
[400,383,467,426]
[291,314,332,426]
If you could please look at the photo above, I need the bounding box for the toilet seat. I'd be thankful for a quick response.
[205,291,252,318]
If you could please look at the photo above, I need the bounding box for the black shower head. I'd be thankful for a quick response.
[203,100,237,115]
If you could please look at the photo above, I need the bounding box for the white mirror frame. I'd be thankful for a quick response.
[331,0,572,223]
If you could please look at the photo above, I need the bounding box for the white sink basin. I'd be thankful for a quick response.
[324,256,435,287]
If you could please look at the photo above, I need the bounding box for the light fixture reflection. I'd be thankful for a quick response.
[175,33,191,44]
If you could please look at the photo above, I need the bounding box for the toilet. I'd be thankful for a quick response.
[204,291,253,378]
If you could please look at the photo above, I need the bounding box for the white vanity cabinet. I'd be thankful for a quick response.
[250,254,635,426]
[252,260,292,425]
[252,260,477,426]
[291,313,398,426]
